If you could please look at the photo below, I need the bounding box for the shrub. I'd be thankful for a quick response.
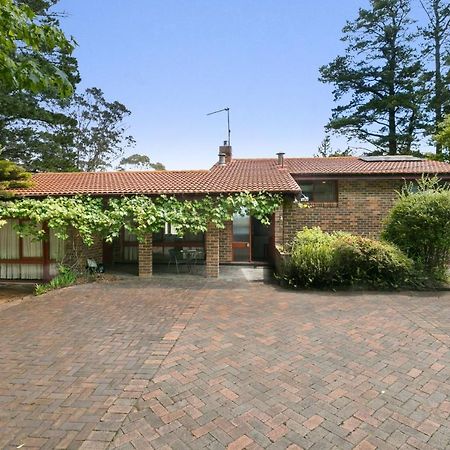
[283,227,414,289]
[35,265,77,296]
[333,235,414,288]
[382,178,450,279]
[287,227,338,287]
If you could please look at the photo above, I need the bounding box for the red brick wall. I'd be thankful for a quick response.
[138,235,153,277]
[206,222,220,277]
[279,179,403,246]
[63,228,104,272]
[219,221,233,263]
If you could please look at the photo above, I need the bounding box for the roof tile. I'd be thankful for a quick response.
[14,156,450,197]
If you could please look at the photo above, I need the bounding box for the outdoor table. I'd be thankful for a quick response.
[180,249,200,273]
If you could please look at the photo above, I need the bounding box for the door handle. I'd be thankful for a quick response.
[246,243,250,247]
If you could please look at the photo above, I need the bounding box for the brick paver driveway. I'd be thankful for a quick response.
[1,276,449,450]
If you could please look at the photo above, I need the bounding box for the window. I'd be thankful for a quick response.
[297,180,337,202]
[164,223,179,236]
[0,219,64,280]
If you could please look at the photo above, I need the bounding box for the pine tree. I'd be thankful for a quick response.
[0,0,79,171]
[320,0,424,155]
[419,0,450,154]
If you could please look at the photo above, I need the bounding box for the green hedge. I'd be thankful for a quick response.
[333,234,414,288]
[382,181,450,279]
[282,227,414,289]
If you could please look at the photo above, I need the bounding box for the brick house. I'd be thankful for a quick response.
[1,145,450,280]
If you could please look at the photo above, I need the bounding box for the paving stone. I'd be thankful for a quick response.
[1,278,449,449]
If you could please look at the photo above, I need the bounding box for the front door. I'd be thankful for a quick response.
[232,213,273,262]
[232,213,251,262]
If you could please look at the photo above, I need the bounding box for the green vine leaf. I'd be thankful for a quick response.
[0,193,283,244]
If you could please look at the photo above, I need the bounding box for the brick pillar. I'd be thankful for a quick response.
[138,234,152,277]
[273,206,285,248]
[219,221,233,263]
[205,222,220,278]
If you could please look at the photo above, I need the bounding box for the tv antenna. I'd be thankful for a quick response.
[207,107,231,145]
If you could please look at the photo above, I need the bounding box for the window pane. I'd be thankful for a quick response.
[22,225,43,258]
[153,230,164,242]
[183,231,204,242]
[50,229,65,260]
[20,264,43,279]
[124,229,137,242]
[123,246,138,262]
[0,220,19,259]
[299,183,313,201]
[0,263,21,278]
[233,214,250,242]
[314,181,336,202]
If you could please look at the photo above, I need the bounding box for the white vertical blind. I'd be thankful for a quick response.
[123,247,138,262]
[49,229,65,260]
[0,264,21,279]
[123,229,138,262]
[0,219,20,259]
[20,264,43,279]
[22,225,43,258]
[0,220,64,280]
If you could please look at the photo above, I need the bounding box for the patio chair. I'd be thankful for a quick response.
[86,258,104,274]
[167,249,185,273]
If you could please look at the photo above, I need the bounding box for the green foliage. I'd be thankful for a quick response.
[319,0,423,154]
[118,154,165,171]
[0,192,282,245]
[0,4,135,174]
[382,177,450,277]
[314,134,353,157]
[35,265,77,295]
[287,227,337,287]
[333,235,414,288]
[0,0,80,172]
[433,114,450,162]
[0,0,75,95]
[2,86,135,173]
[71,87,136,171]
[420,0,450,155]
[283,227,414,289]
[0,159,32,197]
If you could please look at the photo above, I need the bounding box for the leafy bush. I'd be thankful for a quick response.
[333,235,414,288]
[283,227,414,289]
[286,227,338,287]
[35,266,77,296]
[382,177,450,279]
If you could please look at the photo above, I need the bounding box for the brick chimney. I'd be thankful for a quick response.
[219,141,232,163]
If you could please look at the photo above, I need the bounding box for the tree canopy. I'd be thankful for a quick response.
[118,154,166,171]
[0,0,76,191]
[0,2,154,173]
[420,0,450,155]
[0,158,31,197]
[314,135,353,158]
[320,0,423,155]
[0,0,75,95]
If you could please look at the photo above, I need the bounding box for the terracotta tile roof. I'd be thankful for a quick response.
[17,161,301,197]
[207,159,300,193]
[15,156,450,197]
[17,170,211,196]
[284,156,450,176]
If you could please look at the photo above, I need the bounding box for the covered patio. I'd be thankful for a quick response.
[102,222,220,278]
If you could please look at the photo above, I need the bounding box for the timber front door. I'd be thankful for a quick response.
[231,213,273,262]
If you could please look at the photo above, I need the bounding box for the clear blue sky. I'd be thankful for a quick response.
[57,0,364,170]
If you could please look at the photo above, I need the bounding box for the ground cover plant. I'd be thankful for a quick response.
[34,265,77,296]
